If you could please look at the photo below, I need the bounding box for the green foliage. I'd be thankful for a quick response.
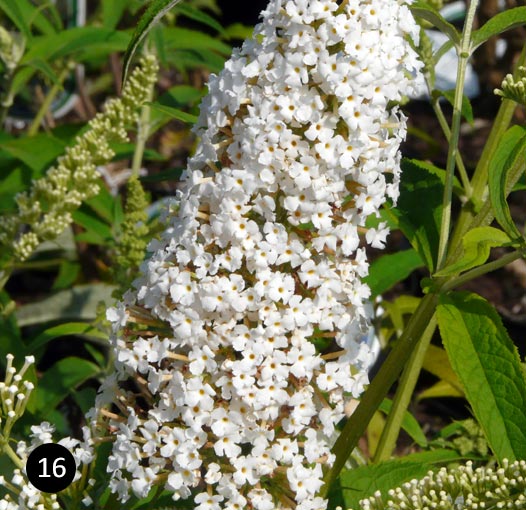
[1,0,526,508]
[340,450,468,509]
[30,357,101,417]
[433,89,474,126]
[353,459,526,510]
[471,6,526,51]
[364,249,424,298]
[488,125,526,242]
[410,1,460,47]
[437,291,526,462]
[434,226,511,277]
[0,54,158,263]
[122,0,184,86]
[388,159,447,271]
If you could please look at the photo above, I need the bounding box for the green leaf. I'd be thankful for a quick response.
[73,208,113,241]
[33,357,101,416]
[364,249,424,298]
[110,142,166,162]
[22,27,130,63]
[437,291,526,462]
[102,0,128,29]
[340,461,430,509]
[379,398,428,447]
[0,0,58,37]
[422,344,464,394]
[15,284,115,327]
[434,226,511,277]
[161,26,231,54]
[388,159,446,271]
[28,322,108,352]
[418,379,464,400]
[0,134,66,172]
[52,260,81,290]
[488,125,526,242]
[410,2,460,47]
[222,22,254,41]
[471,7,526,52]
[84,185,119,225]
[433,38,455,65]
[148,101,198,124]
[21,58,62,87]
[340,449,476,509]
[159,84,204,107]
[73,386,97,415]
[435,89,474,125]
[173,3,225,35]
[122,0,184,86]
[0,0,31,37]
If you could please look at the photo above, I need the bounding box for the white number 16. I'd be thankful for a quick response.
[38,457,66,478]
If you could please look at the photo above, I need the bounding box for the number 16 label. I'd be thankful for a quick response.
[26,443,76,493]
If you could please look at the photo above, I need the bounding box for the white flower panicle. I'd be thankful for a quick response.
[98,0,421,509]
[350,459,526,510]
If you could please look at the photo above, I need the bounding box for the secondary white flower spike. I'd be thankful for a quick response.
[98,1,421,509]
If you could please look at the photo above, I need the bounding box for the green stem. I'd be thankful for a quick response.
[27,63,72,137]
[448,43,526,257]
[442,250,523,292]
[321,292,438,497]
[0,435,24,470]
[446,141,526,266]
[131,102,151,177]
[373,314,437,462]
[436,0,480,270]
[430,96,472,198]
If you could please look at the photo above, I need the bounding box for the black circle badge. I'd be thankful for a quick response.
[26,443,76,493]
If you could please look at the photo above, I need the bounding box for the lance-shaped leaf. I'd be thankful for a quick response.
[434,226,511,277]
[410,1,460,47]
[364,249,424,298]
[340,450,470,509]
[437,291,526,462]
[389,159,450,271]
[122,0,183,86]
[471,7,526,52]
[488,125,526,242]
[434,89,474,125]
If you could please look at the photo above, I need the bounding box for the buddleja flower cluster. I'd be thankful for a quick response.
[0,355,94,510]
[0,54,158,263]
[351,459,526,509]
[97,1,421,509]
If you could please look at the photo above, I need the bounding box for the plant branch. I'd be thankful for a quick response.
[321,292,438,496]
[436,0,480,270]
[373,314,437,462]
[448,43,526,256]
[430,96,472,197]
[442,249,524,292]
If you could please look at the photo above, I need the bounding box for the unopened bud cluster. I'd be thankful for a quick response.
[97,1,421,509]
[0,354,95,510]
[351,459,526,510]
[0,55,158,263]
[495,66,526,106]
